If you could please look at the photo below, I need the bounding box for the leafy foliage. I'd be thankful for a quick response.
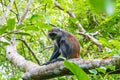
[0,0,120,80]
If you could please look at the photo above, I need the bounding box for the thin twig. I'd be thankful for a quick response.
[17,38,40,65]
[13,1,20,22]
[18,0,33,25]
[1,0,5,13]
[39,45,53,53]
[31,4,43,14]
[0,2,19,19]
[41,29,51,43]
[54,1,85,32]
[0,0,14,26]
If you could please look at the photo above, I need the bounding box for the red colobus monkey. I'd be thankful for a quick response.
[44,27,80,65]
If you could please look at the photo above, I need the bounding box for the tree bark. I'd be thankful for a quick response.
[22,57,120,80]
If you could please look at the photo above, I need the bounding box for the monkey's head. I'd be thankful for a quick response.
[48,27,63,40]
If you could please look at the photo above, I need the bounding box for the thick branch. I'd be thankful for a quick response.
[0,37,40,72]
[22,57,120,80]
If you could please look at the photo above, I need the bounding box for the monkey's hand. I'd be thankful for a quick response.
[42,58,64,65]
[42,62,51,65]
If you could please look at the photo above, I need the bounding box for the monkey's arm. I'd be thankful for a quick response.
[43,47,60,65]
[49,44,60,61]
[43,44,62,65]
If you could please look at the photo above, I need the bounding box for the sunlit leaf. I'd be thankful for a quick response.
[0,26,7,35]
[99,37,109,47]
[9,77,17,80]
[105,0,114,15]
[96,67,106,74]
[89,69,97,75]
[89,0,114,15]
[106,65,115,71]
[37,22,52,30]
[0,41,9,46]
[16,24,24,30]
[24,26,39,31]
[64,60,90,80]
[30,14,40,22]
[7,18,16,30]
[110,40,120,49]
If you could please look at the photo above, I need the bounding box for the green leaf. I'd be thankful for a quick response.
[105,0,114,15]
[16,24,24,30]
[89,0,114,15]
[69,17,77,23]
[7,18,16,30]
[37,22,52,30]
[99,37,109,47]
[24,26,39,31]
[10,77,17,80]
[96,67,106,74]
[106,65,115,71]
[0,41,9,46]
[110,40,120,49]
[64,60,90,80]
[0,26,7,35]
[30,14,41,23]
[89,69,97,75]
[89,0,105,11]
[30,14,39,21]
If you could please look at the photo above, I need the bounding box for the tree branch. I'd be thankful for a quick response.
[0,1,17,16]
[0,37,40,72]
[54,1,103,51]
[54,1,85,32]
[0,0,14,26]
[13,1,20,22]
[22,57,120,80]
[18,0,33,25]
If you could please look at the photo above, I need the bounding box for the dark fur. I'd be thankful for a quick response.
[43,27,80,65]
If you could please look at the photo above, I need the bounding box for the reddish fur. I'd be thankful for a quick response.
[65,34,80,59]
[48,27,80,59]
[43,28,80,65]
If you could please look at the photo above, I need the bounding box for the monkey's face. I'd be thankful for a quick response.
[48,27,63,40]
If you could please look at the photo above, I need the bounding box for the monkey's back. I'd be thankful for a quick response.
[65,33,80,59]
